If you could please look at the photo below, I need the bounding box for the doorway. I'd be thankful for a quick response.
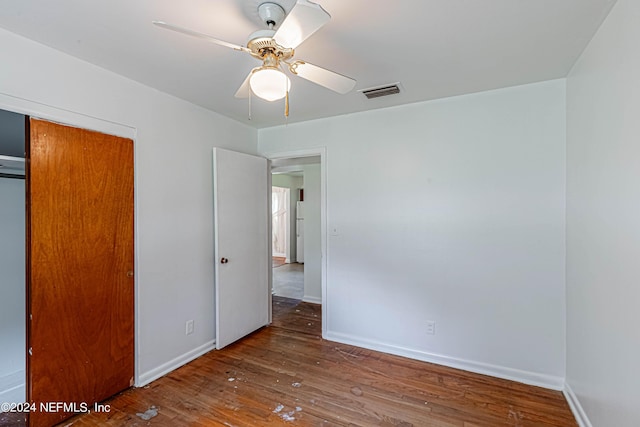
[271,178,304,300]
[268,151,324,335]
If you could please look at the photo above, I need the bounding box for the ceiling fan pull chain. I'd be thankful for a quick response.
[248,90,252,121]
[285,90,289,120]
[284,69,289,119]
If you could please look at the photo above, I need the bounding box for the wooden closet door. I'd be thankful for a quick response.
[27,119,134,427]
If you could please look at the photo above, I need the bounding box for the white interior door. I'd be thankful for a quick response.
[213,148,270,349]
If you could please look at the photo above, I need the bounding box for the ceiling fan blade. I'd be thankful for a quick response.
[289,61,356,94]
[273,0,330,49]
[153,21,249,52]
[234,70,254,98]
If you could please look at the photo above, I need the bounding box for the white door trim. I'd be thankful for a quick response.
[263,147,327,338]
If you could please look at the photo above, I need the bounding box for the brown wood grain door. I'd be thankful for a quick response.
[27,119,134,427]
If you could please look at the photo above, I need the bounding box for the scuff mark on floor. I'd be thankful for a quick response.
[292,382,302,388]
[273,404,302,422]
[281,411,296,421]
[508,407,524,426]
[136,406,158,421]
[335,347,359,358]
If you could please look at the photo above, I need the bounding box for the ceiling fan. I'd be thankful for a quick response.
[153,0,356,117]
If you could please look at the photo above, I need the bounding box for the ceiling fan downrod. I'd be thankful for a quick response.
[257,3,286,29]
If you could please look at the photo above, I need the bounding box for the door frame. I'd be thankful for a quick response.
[0,94,141,385]
[263,147,327,337]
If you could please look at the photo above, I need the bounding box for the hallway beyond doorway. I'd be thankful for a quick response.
[272,262,304,300]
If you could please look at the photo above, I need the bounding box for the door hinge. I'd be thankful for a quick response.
[28,347,32,356]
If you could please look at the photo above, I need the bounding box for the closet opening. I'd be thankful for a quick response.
[0,109,26,425]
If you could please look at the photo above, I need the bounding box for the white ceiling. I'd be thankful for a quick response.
[0,0,616,128]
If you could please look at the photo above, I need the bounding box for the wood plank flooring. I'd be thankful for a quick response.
[60,297,576,426]
[272,257,286,268]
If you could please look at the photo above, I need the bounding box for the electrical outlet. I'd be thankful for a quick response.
[426,320,436,335]
[186,320,194,335]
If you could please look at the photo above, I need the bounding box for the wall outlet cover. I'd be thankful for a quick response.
[426,320,436,335]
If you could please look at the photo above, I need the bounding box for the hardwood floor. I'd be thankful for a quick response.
[272,257,287,268]
[0,410,26,426]
[61,297,576,426]
[273,262,304,300]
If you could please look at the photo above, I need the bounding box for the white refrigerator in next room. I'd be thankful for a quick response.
[296,201,304,263]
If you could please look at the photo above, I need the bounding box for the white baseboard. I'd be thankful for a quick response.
[302,295,322,304]
[324,331,565,391]
[563,382,592,427]
[0,370,26,409]
[137,340,215,387]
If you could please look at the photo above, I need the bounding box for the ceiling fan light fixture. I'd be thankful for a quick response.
[249,67,291,101]
[154,0,356,115]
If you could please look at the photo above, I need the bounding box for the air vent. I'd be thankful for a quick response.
[361,84,400,99]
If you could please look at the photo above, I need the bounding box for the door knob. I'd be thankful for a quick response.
[220,258,229,264]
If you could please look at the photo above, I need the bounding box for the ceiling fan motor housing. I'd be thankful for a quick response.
[246,30,293,61]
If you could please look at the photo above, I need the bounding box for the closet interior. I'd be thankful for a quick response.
[0,109,26,406]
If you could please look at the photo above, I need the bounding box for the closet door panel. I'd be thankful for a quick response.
[27,119,134,427]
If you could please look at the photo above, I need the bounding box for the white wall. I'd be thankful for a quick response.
[0,28,258,385]
[272,173,303,262]
[302,164,321,303]
[259,79,567,388]
[0,178,25,404]
[566,0,640,425]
